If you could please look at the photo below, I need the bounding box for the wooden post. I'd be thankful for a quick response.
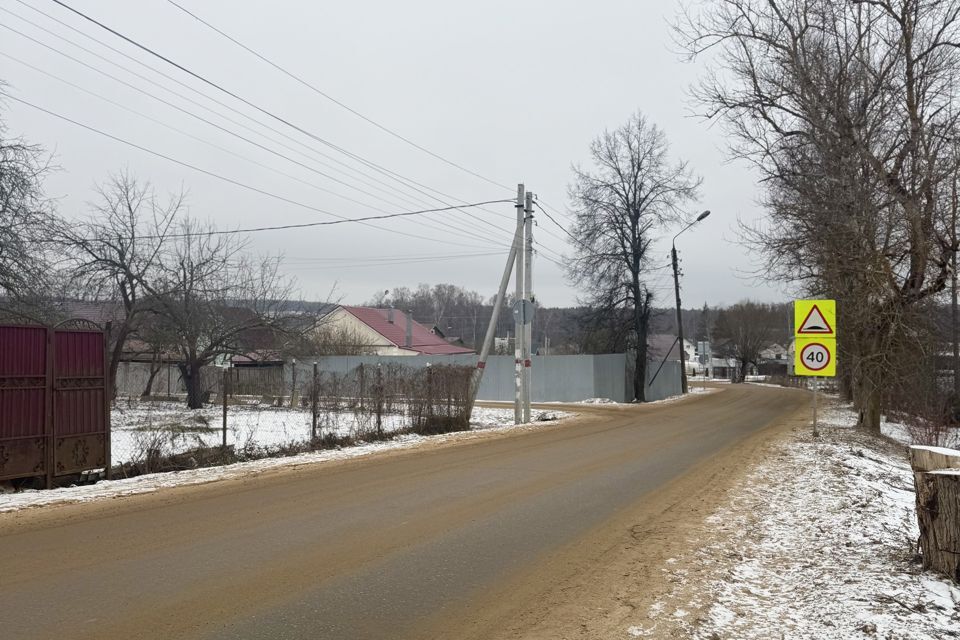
[221,367,228,449]
[910,445,960,582]
[290,359,298,408]
[311,362,319,442]
[103,326,112,480]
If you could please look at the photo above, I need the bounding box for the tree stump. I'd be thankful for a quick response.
[911,446,960,583]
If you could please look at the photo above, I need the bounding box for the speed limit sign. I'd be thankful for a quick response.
[795,338,836,376]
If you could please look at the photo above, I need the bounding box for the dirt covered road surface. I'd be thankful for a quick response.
[0,384,808,640]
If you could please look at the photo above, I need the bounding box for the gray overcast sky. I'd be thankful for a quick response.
[1,0,789,307]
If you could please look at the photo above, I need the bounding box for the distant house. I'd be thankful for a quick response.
[321,306,476,356]
[647,334,697,373]
[760,343,788,362]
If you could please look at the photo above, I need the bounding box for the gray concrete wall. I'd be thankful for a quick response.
[122,353,682,405]
[644,360,682,402]
[296,354,630,403]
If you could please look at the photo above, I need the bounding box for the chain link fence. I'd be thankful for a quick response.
[109,363,474,478]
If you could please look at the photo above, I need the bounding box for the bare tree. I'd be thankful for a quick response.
[566,112,701,401]
[146,219,296,409]
[0,104,55,311]
[713,301,783,382]
[677,0,960,430]
[59,173,181,397]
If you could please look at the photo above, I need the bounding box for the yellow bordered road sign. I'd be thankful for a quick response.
[794,299,836,337]
[794,337,836,377]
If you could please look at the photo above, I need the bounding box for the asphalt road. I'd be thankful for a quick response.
[0,384,807,640]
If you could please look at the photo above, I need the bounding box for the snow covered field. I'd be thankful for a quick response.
[108,400,552,465]
[626,402,960,639]
[0,405,570,513]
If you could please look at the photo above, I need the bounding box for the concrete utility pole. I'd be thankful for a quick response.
[514,184,525,424]
[522,191,534,423]
[465,184,525,419]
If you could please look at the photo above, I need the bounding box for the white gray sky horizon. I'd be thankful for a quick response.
[0,0,791,308]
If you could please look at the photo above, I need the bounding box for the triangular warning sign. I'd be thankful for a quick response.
[798,305,833,334]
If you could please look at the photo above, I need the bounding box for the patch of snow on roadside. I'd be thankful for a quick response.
[644,387,720,405]
[626,404,960,639]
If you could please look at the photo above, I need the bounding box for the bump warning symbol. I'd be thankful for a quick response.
[794,300,835,337]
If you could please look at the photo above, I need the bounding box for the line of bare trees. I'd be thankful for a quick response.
[677,0,960,430]
[0,143,323,408]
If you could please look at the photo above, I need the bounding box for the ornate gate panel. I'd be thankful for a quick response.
[0,325,109,487]
[0,326,48,482]
[53,330,108,477]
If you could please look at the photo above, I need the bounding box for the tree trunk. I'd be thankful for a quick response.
[634,347,646,403]
[141,354,162,399]
[180,361,205,409]
[737,359,748,383]
[107,324,130,402]
[854,368,883,432]
[911,447,960,583]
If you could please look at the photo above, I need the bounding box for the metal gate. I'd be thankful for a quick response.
[0,325,110,487]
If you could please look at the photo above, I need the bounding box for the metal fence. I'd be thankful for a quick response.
[109,362,475,477]
[114,353,681,404]
[105,353,682,479]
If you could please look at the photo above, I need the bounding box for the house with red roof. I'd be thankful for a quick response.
[323,306,475,356]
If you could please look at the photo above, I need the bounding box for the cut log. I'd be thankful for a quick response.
[910,445,960,473]
[914,469,960,582]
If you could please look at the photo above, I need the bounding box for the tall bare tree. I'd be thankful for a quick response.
[0,103,55,312]
[677,0,960,430]
[59,173,181,396]
[566,112,701,401]
[146,219,296,409]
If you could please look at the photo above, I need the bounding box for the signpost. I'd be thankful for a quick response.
[794,300,837,436]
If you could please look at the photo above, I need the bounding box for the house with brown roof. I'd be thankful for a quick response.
[321,306,476,356]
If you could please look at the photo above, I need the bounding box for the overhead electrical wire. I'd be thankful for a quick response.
[0,52,502,249]
[49,0,526,245]
[0,14,515,248]
[164,0,514,194]
[12,1,571,261]
[10,1,570,263]
[160,0,576,258]
[8,0,451,215]
[6,94,512,243]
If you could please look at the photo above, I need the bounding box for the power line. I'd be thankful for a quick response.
[286,251,509,270]
[49,0,520,243]
[1,10,523,251]
[14,1,568,261]
[164,0,514,194]
[7,94,512,241]
[8,0,453,214]
[0,49,506,249]
[150,207,509,237]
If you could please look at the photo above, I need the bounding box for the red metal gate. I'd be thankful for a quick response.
[0,325,110,487]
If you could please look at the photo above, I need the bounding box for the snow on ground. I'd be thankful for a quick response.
[626,402,960,639]
[0,405,570,514]
[644,386,718,404]
[107,401,561,465]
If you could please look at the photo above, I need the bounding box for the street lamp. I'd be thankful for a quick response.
[672,210,711,394]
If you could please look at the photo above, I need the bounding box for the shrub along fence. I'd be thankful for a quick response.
[108,363,474,478]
